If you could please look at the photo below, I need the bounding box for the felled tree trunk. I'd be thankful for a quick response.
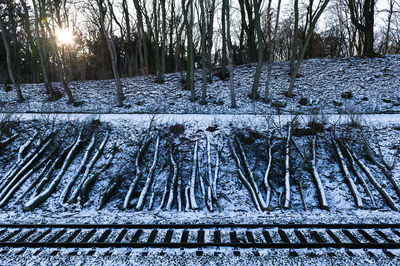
[165,144,178,211]
[283,124,292,209]
[136,136,160,211]
[189,141,199,210]
[346,143,398,211]
[332,132,363,209]
[60,133,96,204]
[309,136,329,210]
[123,137,152,209]
[364,144,400,197]
[229,141,261,211]
[23,131,82,211]
[264,136,273,210]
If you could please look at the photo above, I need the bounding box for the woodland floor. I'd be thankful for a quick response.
[0,56,400,264]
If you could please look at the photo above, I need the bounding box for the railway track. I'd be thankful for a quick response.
[0,223,399,257]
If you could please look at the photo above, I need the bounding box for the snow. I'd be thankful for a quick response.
[1,55,400,263]
[0,55,399,115]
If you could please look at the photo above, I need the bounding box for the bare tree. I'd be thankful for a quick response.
[264,0,282,102]
[94,0,125,107]
[287,0,330,98]
[348,0,376,57]
[0,12,24,103]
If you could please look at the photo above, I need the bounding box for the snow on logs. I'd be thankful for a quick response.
[283,124,292,209]
[331,132,363,209]
[23,130,83,211]
[345,143,398,211]
[364,143,400,198]
[135,136,160,211]
[309,136,329,210]
[123,137,152,209]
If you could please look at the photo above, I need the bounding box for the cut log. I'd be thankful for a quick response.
[283,123,291,209]
[1,132,51,191]
[177,163,182,212]
[80,142,116,205]
[264,135,273,210]
[310,136,329,210]
[364,144,400,197]
[346,143,398,211]
[78,132,111,203]
[184,185,190,212]
[59,132,96,204]
[341,140,376,208]
[0,151,53,207]
[331,132,363,209]
[34,140,76,196]
[229,141,261,211]
[23,131,83,211]
[135,136,160,211]
[67,131,110,204]
[123,137,152,209]
[235,137,267,211]
[165,144,178,211]
[189,141,199,210]
[16,158,53,202]
[0,137,53,201]
[205,136,213,212]
[213,150,221,211]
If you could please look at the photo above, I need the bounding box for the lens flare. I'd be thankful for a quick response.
[55,28,75,46]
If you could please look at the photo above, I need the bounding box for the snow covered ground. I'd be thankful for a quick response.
[0,55,399,115]
[1,55,400,264]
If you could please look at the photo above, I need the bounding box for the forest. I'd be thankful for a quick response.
[0,0,399,107]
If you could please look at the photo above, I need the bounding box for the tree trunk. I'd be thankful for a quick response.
[0,18,24,103]
[264,0,282,102]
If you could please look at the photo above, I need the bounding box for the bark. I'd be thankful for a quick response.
[0,137,53,201]
[332,132,363,208]
[288,0,330,97]
[310,136,329,210]
[341,140,376,208]
[0,17,24,103]
[200,0,208,105]
[250,0,263,100]
[184,185,190,211]
[132,0,149,75]
[16,156,53,202]
[1,132,52,191]
[98,0,124,107]
[189,141,200,210]
[363,144,400,197]
[229,141,261,211]
[68,130,110,203]
[264,0,282,102]
[283,123,291,209]
[59,133,96,204]
[348,0,376,57]
[23,131,82,211]
[226,0,237,108]
[0,152,53,207]
[165,144,178,211]
[32,0,55,100]
[235,137,267,210]
[221,0,227,80]
[123,137,152,209]
[346,143,398,211]
[136,136,160,211]
[177,161,182,212]
[264,135,273,210]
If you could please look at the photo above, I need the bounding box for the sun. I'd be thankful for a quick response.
[55,28,75,46]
